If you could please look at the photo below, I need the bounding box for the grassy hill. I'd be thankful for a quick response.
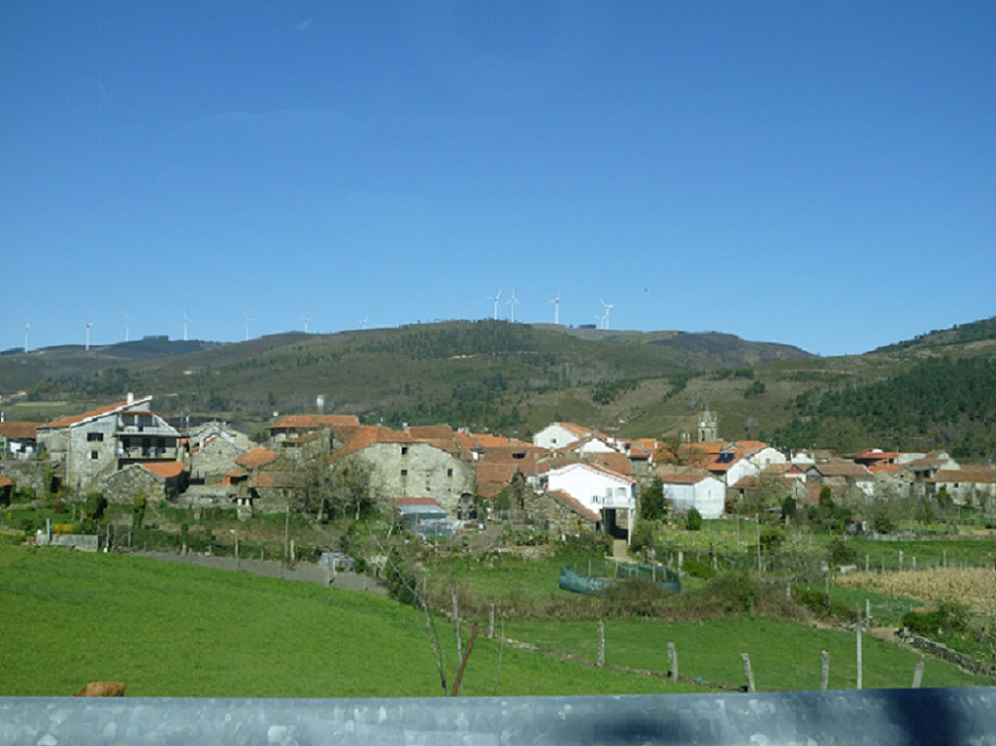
[1,544,989,696]
[2,316,994,457]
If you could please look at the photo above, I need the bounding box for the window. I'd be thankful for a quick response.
[401,469,408,477]
[447,468,453,478]
[87,432,104,442]
[90,450,99,460]
[401,446,409,456]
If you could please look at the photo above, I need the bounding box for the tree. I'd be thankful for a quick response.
[685,507,703,531]
[640,477,667,521]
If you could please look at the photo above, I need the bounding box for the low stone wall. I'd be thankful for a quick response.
[897,628,996,679]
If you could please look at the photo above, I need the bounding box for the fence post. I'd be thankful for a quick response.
[741,653,755,693]
[856,607,863,690]
[668,642,678,680]
[899,550,904,571]
[820,650,829,691]
[912,655,925,689]
[488,602,496,639]
[865,554,869,573]
[597,618,605,668]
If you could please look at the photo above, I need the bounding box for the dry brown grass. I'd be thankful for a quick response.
[834,567,996,612]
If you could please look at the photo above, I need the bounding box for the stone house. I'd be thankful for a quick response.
[100,461,186,504]
[36,395,181,493]
[268,414,361,458]
[331,425,475,515]
[805,461,876,498]
[925,466,996,507]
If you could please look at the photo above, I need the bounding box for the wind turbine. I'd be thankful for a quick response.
[182,310,193,342]
[600,299,614,331]
[123,313,133,342]
[24,321,30,354]
[508,289,519,323]
[550,294,560,325]
[487,289,502,320]
[302,316,311,334]
[85,321,94,351]
[242,312,252,341]
[360,316,369,330]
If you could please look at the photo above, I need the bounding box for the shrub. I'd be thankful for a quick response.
[902,601,969,637]
[705,571,762,614]
[685,507,703,531]
[794,588,859,623]
[629,521,657,554]
[827,538,857,566]
[682,556,716,580]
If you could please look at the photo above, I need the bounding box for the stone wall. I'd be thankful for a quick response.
[897,629,996,679]
[99,464,172,505]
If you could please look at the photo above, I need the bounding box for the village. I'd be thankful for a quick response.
[3,393,995,551]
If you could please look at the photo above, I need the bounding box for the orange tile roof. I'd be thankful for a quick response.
[0,421,39,439]
[269,414,360,430]
[585,452,633,476]
[928,467,996,484]
[140,461,185,479]
[0,475,13,488]
[40,396,153,429]
[657,468,716,485]
[407,424,455,440]
[475,462,519,499]
[391,497,442,507]
[236,447,279,470]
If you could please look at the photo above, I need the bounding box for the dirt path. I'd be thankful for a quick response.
[125,550,387,594]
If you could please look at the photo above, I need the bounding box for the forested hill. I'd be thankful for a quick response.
[3,317,994,459]
[773,355,996,458]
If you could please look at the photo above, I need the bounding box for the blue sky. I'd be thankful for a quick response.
[2,1,993,357]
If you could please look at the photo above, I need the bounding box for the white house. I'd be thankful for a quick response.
[541,461,636,543]
[658,469,726,520]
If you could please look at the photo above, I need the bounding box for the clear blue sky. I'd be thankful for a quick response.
[2,1,993,357]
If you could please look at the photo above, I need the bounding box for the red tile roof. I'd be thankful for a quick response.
[657,468,716,485]
[269,414,360,430]
[236,447,279,470]
[0,475,13,488]
[928,467,996,484]
[0,421,39,439]
[140,461,185,479]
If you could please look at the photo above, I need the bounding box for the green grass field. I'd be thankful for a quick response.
[2,544,990,697]
[0,545,699,697]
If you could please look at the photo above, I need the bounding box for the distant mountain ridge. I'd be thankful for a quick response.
[2,317,993,458]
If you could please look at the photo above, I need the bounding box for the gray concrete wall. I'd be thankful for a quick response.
[2,688,994,745]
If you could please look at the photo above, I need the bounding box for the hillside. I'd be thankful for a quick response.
[2,317,994,457]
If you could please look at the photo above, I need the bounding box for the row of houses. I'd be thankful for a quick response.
[2,399,995,542]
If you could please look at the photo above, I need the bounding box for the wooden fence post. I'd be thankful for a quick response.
[820,650,829,691]
[488,602,496,639]
[912,655,925,689]
[597,618,605,668]
[856,608,863,691]
[667,642,678,680]
[741,653,755,693]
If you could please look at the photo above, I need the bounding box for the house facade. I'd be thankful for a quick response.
[540,461,636,543]
[332,426,475,514]
[658,469,726,519]
[37,395,181,493]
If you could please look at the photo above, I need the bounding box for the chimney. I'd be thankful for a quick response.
[127,392,134,405]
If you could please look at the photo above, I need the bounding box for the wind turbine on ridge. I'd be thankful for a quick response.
[550,293,560,325]
[508,289,519,323]
[242,312,252,341]
[124,312,133,343]
[24,321,30,354]
[302,316,311,334]
[85,321,94,351]
[182,310,193,342]
[487,289,502,320]
[600,299,614,331]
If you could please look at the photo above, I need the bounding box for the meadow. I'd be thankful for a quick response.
[1,543,990,698]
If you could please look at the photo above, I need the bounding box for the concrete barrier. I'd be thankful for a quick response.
[1,688,995,745]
